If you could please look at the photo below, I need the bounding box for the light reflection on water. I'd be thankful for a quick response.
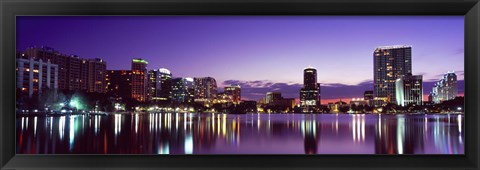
[16,113,464,154]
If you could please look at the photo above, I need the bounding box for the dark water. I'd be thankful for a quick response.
[16,113,464,154]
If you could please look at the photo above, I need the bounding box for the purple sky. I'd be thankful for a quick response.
[16,16,464,102]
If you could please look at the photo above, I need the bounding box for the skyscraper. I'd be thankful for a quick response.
[87,58,107,93]
[172,77,195,103]
[431,72,458,103]
[194,77,218,101]
[395,74,423,106]
[148,68,173,102]
[373,45,412,107]
[224,84,241,104]
[300,67,321,112]
[131,59,148,102]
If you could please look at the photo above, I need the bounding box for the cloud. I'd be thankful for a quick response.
[222,79,374,101]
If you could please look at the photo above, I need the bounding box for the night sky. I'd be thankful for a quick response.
[16,16,464,103]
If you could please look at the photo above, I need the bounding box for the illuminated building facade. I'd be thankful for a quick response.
[224,84,241,104]
[172,77,195,103]
[131,59,148,102]
[431,72,457,104]
[266,92,282,104]
[395,74,423,106]
[148,68,174,102]
[373,45,412,107]
[300,67,321,112]
[106,70,132,100]
[194,77,218,101]
[86,58,107,93]
[16,58,58,98]
[22,46,106,93]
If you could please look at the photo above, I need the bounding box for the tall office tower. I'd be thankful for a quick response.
[194,77,218,101]
[431,72,458,103]
[395,74,423,106]
[158,68,173,102]
[224,84,241,104]
[131,59,148,102]
[16,58,58,98]
[172,77,195,103]
[266,92,282,104]
[106,70,132,100]
[148,68,173,102]
[148,70,157,101]
[373,45,412,107]
[22,46,107,93]
[300,67,321,112]
[87,58,107,93]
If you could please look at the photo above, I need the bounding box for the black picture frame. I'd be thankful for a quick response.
[1,0,479,169]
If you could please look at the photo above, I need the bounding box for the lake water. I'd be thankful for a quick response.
[16,113,464,154]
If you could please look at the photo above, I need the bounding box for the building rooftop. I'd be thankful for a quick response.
[132,58,149,64]
[375,45,411,50]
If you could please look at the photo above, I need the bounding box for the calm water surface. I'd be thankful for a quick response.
[16,113,464,154]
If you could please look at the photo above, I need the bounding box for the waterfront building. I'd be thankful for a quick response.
[266,92,282,104]
[300,67,321,112]
[224,84,241,104]
[131,59,148,102]
[86,58,107,93]
[106,70,132,100]
[431,72,458,104]
[16,58,58,98]
[194,77,218,102]
[395,74,423,106]
[171,77,195,103]
[147,68,173,102]
[22,46,106,93]
[214,92,234,104]
[264,91,296,112]
[350,98,368,106]
[373,45,412,107]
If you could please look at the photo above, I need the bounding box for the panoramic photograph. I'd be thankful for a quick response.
[15,16,464,154]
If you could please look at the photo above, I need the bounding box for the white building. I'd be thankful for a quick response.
[16,58,58,98]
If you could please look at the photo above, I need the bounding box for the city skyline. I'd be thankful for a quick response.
[16,16,464,102]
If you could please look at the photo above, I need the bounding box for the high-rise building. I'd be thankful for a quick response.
[395,74,423,106]
[300,67,321,112]
[431,72,458,104]
[373,45,412,107]
[194,77,218,101]
[224,84,241,104]
[172,77,195,103]
[22,46,106,93]
[87,58,107,93]
[16,58,58,98]
[106,70,132,100]
[148,68,173,102]
[266,92,282,104]
[131,59,148,102]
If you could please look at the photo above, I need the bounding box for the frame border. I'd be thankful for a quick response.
[1,0,479,169]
